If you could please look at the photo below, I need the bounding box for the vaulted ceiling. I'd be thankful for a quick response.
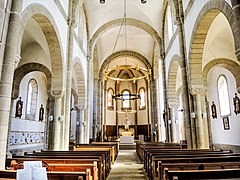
[83,0,164,70]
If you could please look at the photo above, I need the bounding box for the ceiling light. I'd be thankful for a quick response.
[141,0,147,4]
[100,0,105,4]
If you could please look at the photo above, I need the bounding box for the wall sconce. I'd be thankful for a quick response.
[76,121,80,126]
[48,116,53,121]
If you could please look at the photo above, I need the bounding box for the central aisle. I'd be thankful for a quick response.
[108,150,147,180]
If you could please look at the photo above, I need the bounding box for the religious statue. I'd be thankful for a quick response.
[233,93,240,115]
[39,104,44,121]
[211,101,217,119]
[163,109,166,127]
[15,97,23,118]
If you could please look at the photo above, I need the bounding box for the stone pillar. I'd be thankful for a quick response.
[153,76,161,141]
[231,0,240,61]
[150,77,158,140]
[53,95,62,150]
[0,0,22,169]
[85,55,93,143]
[63,3,75,149]
[201,95,209,148]
[169,104,178,143]
[75,107,81,144]
[6,98,14,157]
[78,106,85,144]
[174,0,192,148]
[190,87,205,149]
[97,79,104,141]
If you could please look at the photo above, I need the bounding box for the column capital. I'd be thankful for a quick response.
[50,90,64,98]
[77,105,85,111]
[189,86,207,95]
[168,103,179,108]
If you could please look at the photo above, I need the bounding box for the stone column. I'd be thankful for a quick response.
[190,87,205,149]
[153,76,161,141]
[75,107,81,144]
[6,98,14,157]
[53,95,63,150]
[85,55,93,143]
[78,106,85,144]
[0,0,22,169]
[97,79,103,141]
[63,4,75,150]
[231,0,240,61]
[150,77,158,140]
[201,95,209,148]
[174,0,192,148]
[169,104,178,143]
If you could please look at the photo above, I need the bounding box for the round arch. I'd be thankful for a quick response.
[19,3,64,92]
[91,18,161,78]
[73,59,86,108]
[203,58,240,89]
[188,0,235,86]
[99,50,153,80]
[168,55,181,106]
[12,63,51,98]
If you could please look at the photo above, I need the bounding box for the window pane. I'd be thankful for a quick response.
[140,89,145,108]
[123,90,130,108]
[218,76,230,116]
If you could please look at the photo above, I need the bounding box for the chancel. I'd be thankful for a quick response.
[0,0,240,179]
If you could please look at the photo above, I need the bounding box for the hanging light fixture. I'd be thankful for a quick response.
[103,0,151,101]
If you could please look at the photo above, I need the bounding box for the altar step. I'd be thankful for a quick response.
[119,143,136,150]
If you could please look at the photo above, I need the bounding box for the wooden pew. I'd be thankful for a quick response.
[37,150,111,176]
[159,162,240,180]
[0,170,89,180]
[91,142,119,158]
[10,152,108,180]
[145,149,233,179]
[74,144,117,163]
[9,158,98,180]
[136,142,182,162]
[163,168,240,180]
[153,154,240,180]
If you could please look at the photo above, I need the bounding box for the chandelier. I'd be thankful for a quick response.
[103,0,151,101]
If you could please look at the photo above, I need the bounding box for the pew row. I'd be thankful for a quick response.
[0,170,89,180]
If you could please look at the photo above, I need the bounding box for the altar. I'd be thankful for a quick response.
[120,136,134,144]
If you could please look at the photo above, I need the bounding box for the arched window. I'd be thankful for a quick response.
[166,4,174,40]
[122,90,131,109]
[26,79,38,120]
[139,88,146,110]
[107,88,114,110]
[217,75,230,116]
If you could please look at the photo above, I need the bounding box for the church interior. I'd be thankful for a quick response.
[0,0,240,179]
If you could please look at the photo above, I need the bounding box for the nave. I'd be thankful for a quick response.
[108,150,147,180]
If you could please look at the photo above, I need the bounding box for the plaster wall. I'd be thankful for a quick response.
[165,39,180,82]
[208,67,240,146]
[73,39,87,78]
[12,71,48,121]
[203,13,237,67]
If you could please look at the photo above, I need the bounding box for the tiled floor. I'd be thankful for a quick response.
[108,150,147,180]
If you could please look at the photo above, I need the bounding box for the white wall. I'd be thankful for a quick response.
[208,67,240,146]
[10,71,48,150]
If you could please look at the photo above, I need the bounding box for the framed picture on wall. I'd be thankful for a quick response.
[223,117,230,130]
